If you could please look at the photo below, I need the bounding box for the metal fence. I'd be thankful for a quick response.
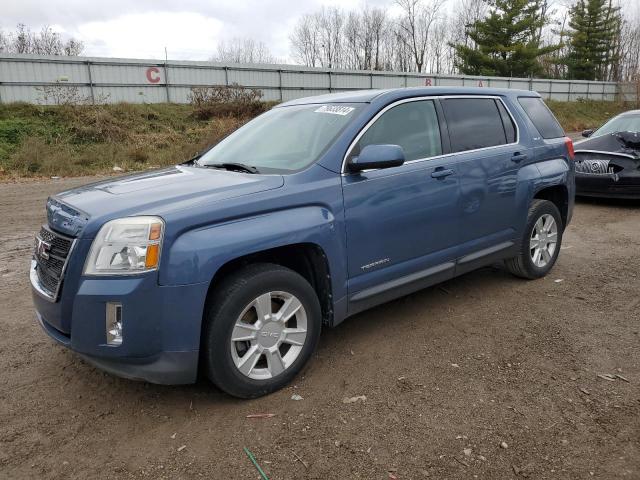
[0,53,636,105]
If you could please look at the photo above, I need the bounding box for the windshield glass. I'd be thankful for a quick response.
[593,114,640,137]
[197,103,362,173]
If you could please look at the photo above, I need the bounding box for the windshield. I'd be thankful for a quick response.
[198,103,362,173]
[593,114,640,137]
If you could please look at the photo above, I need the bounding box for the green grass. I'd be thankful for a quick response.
[0,99,636,178]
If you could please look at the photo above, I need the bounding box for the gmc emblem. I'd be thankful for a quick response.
[35,236,51,260]
[260,332,280,338]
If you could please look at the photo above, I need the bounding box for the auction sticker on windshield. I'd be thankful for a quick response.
[314,105,355,115]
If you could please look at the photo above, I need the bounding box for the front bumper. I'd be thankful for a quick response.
[576,173,640,199]
[37,311,198,384]
[31,259,210,385]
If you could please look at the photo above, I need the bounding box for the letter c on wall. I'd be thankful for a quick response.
[146,67,161,83]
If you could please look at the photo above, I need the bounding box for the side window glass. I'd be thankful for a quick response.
[496,100,517,143]
[518,97,565,139]
[351,100,442,162]
[442,98,508,152]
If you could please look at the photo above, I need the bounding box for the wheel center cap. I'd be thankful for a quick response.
[257,322,283,348]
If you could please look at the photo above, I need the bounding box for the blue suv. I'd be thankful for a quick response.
[31,87,575,398]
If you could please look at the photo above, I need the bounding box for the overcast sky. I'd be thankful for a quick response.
[1,0,391,62]
[4,0,638,62]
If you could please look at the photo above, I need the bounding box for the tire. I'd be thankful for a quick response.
[505,199,563,280]
[202,263,322,398]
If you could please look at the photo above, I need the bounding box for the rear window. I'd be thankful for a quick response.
[518,97,564,139]
[442,98,508,153]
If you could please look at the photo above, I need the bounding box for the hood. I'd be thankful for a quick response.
[575,131,640,157]
[51,166,284,237]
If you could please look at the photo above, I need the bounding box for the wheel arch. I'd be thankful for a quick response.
[533,184,569,228]
[205,242,334,327]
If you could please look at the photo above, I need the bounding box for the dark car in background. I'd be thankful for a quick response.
[575,110,640,199]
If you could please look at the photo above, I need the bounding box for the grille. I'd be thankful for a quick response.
[575,159,614,175]
[34,226,75,299]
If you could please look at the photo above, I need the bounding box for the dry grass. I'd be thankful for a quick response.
[546,99,633,132]
[188,83,274,120]
[0,103,248,177]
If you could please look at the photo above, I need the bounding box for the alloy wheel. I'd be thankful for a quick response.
[530,213,558,268]
[230,291,308,380]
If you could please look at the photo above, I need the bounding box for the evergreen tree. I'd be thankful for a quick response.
[565,0,621,81]
[451,0,560,77]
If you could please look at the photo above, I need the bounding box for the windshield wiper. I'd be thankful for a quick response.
[203,162,260,174]
[184,145,215,166]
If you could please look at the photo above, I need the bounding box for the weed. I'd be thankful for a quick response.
[188,83,270,120]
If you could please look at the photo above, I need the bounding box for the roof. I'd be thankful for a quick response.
[618,110,640,116]
[279,86,539,106]
[279,89,391,105]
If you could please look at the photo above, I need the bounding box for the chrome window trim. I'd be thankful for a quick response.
[341,95,521,174]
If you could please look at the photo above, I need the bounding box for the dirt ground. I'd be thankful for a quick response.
[0,177,639,480]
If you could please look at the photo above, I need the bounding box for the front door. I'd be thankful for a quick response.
[341,99,461,312]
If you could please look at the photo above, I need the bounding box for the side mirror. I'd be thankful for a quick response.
[582,129,594,138]
[348,144,405,172]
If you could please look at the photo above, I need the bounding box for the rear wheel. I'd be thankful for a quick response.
[505,199,563,279]
[202,263,321,398]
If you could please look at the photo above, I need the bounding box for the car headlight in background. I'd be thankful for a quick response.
[84,216,164,275]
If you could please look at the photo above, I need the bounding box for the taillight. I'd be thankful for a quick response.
[564,137,575,161]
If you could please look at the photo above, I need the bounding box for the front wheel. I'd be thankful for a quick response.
[202,263,322,398]
[505,199,563,279]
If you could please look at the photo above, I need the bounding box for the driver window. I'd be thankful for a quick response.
[350,100,442,162]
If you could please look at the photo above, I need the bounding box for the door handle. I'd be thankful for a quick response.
[511,152,528,163]
[431,168,454,179]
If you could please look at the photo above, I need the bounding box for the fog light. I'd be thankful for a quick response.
[106,302,123,346]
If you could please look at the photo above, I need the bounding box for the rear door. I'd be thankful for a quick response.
[440,97,528,269]
[341,99,461,312]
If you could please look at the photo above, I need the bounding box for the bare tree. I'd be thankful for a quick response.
[316,7,344,68]
[63,39,84,56]
[290,14,321,67]
[449,0,487,52]
[363,7,389,70]
[0,24,84,55]
[0,30,8,52]
[211,38,276,64]
[343,11,362,69]
[12,24,32,54]
[396,0,446,72]
[289,3,423,72]
[617,8,640,82]
[543,8,570,79]
[428,14,454,74]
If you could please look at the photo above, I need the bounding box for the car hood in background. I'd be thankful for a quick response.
[51,166,284,236]
[575,131,640,157]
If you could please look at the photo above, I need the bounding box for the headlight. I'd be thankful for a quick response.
[84,216,164,275]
